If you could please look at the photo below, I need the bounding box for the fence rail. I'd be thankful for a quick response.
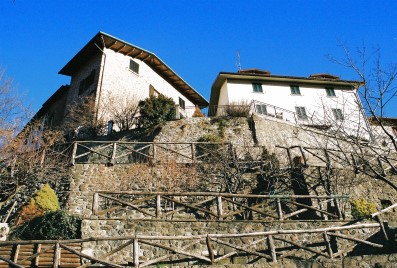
[91,191,349,221]
[70,141,233,165]
[0,223,386,267]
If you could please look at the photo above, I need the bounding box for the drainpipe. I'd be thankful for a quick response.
[354,87,374,142]
[94,35,107,124]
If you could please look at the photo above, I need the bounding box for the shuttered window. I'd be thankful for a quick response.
[290,85,301,95]
[252,83,263,93]
[295,106,308,120]
[129,59,139,74]
[332,108,344,120]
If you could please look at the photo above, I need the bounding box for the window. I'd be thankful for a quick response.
[290,85,301,95]
[295,106,308,120]
[179,97,185,110]
[326,87,336,97]
[252,83,263,93]
[78,69,96,95]
[129,59,139,74]
[332,108,344,121]
[256,104,267,115]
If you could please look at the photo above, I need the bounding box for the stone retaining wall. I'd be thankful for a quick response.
[80,219,384,265]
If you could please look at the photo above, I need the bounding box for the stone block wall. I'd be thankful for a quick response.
[80,219,383,266]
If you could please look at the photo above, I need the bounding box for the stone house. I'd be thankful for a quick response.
[37,32,208,130]
[209,69,369,136]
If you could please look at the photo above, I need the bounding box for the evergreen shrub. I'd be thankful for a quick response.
[137,95,176,128]
[12,210,81,240]
[17,184,60,225]
[351,198,376,219]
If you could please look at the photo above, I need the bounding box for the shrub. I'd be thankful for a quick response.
[351,198,376,219]
[16,199,45,226]
[137,95,176,128]
[224,101,251,117]
[192,105,205,117]
[16,184,60,225]
[12,210,81,240]
[33,184,60,212]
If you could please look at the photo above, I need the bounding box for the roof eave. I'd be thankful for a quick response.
[58,32,208,107]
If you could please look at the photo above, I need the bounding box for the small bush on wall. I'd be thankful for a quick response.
[224,101,251,117]
[350,198,376,219]
[137,95,176,128]
[17,184,60,225]
[12,211,81,240]
[192,105,205,117]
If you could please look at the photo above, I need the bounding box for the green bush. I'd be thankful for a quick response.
[137,95,176,128]
[17,184,60,225]
[12,210,81,240]
[351,198,376,219]
[33,184,60,212]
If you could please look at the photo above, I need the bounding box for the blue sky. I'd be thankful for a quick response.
[1,0,397,115]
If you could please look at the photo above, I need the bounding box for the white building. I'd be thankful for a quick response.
[45,32,208,130]
[209,69,369,136]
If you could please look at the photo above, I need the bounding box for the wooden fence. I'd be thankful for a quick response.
[0,223,386,267]
[92,191,349,221]
[70,141,233,165]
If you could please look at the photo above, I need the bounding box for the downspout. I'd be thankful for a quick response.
[354,85,375,142]
[94,35,107,124]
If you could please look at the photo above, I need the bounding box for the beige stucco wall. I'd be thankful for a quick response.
[96,48,195,122]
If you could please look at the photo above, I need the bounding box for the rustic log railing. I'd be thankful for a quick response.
[0,223,386,267]
[70,141,233,165]
[91,191,349,221]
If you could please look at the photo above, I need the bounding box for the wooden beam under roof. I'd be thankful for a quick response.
[115,44,126,53]
[129,50,143,58]
[126,47,136,56]
[108,41,118,49]
[142,54,152,61]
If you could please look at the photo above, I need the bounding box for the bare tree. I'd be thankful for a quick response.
[106,93,139,132]
[289,46,397,195]
[0,70,67,221]
[64,95,107,139]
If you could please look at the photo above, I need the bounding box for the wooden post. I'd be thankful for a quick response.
[40,149,46,167]
[276,199,283,220]
[152,144,156,162]
[156,195,161,218]
[35,243,41,267]
[92,193,99,215]
[286,148,292,168]
[110,142,117,165]
[268,235,277,263]
[191,143,196,163]
[206,235,215,264]
[376,215,389,240]
[53,243,60,268]
[217,196,223,220]
[323,231,333,259]
[133,238,139,267]
[71,142,77,166]
[333,197,342,219]
[12,244,20,263]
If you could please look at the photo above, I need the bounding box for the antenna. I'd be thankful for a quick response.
[236,50,241,71]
